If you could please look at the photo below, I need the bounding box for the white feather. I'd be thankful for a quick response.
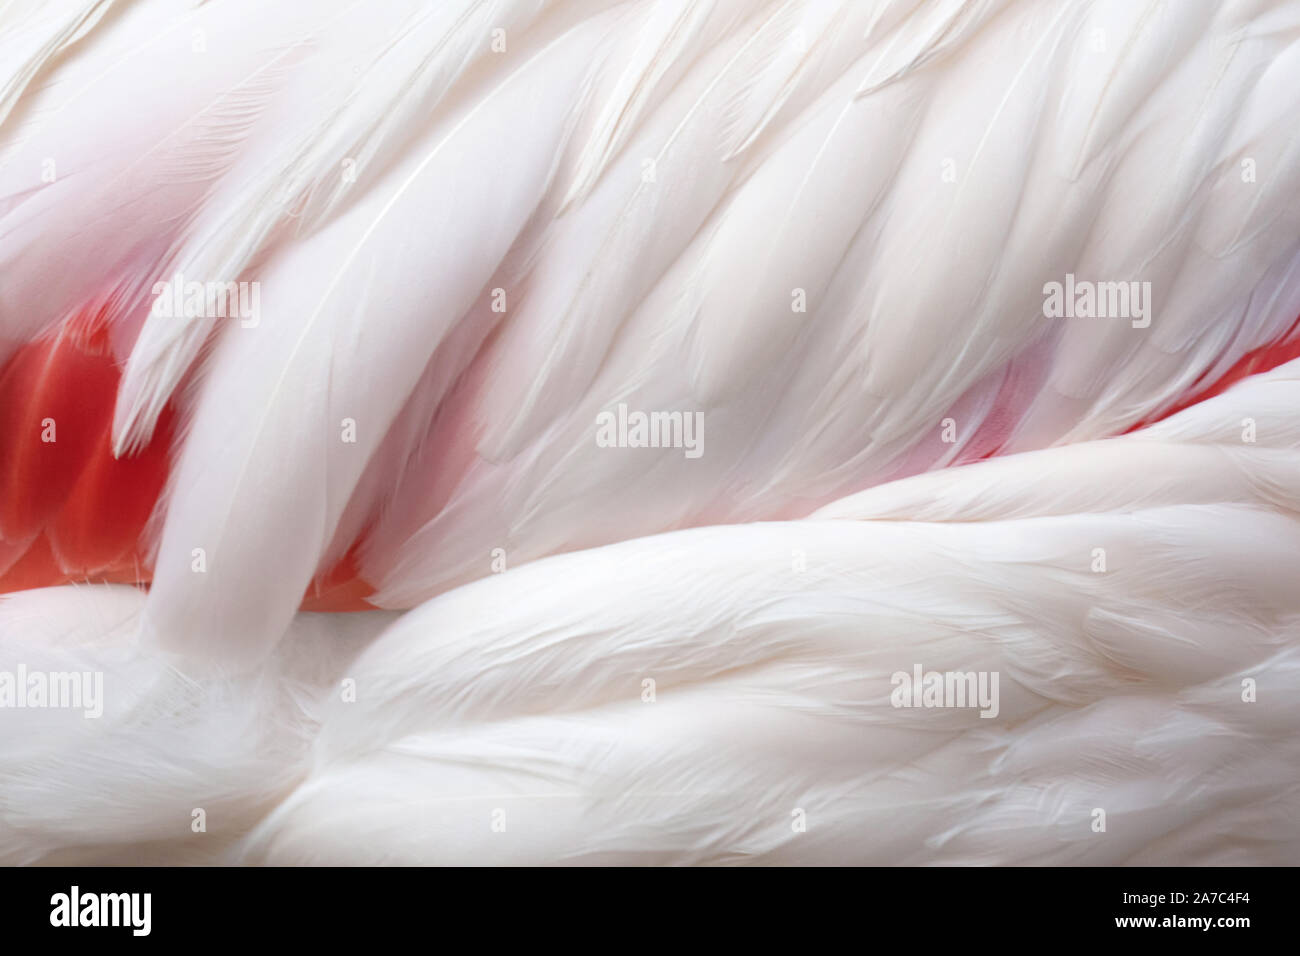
[141,9,618,666]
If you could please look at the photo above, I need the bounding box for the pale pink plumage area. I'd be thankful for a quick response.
[0,0,1297,866]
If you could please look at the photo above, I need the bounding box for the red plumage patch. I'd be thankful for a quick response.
[0,306,375,610]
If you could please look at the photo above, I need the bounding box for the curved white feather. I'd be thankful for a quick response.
[142,9,618,666]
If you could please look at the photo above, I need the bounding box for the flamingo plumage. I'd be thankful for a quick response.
[0,0,1298,865]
